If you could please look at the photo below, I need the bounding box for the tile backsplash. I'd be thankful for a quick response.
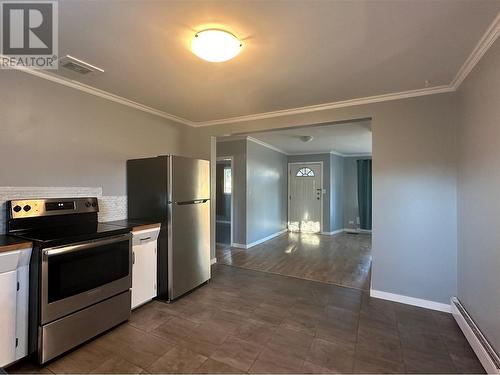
[0,187,127,234]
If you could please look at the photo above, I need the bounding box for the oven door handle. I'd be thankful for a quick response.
[43,233,132,258]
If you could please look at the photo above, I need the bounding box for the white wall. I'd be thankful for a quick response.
[457,37,500,352]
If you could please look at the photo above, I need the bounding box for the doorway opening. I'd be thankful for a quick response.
[213,119,373,290]
[215,157,233,245]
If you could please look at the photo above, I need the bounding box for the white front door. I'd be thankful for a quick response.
[288,163,322,233]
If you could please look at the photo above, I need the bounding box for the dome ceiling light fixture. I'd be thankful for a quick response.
[300,135,314,143]
[191,29,242,63]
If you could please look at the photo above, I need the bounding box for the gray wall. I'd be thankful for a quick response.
[0,70,190,195]
[343,156,372,229]
[288,154,332,232]
[457,38,500,352]
[246,141,288,243]
[190,92,458,305]
[216,140,247,245]
[330,153,344,232]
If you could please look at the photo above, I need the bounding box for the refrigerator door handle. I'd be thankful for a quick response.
[176,199,209,205]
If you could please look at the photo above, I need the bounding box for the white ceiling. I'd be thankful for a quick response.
[48,1,500,123]
[238,120,372,155]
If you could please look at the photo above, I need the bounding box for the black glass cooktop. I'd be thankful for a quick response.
[12,223,130,246]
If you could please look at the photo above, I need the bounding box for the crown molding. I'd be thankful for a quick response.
[340,153,372,158]
[216,135,289,155]
[6,11,499,128]
[216,135,247,143]
[246,136,288,155]
[193,85,454,127]
[330,150,345,157]
[450,11,500,89]
[8,62,196,127]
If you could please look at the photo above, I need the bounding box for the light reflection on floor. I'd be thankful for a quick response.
[217,231,372,290]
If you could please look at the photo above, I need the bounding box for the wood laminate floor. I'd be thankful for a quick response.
[217,231,372,290]
[8,265,483,374]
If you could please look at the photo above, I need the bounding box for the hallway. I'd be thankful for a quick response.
[217,232,372,290]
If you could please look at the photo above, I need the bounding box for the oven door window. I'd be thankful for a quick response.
[47,239,130,303]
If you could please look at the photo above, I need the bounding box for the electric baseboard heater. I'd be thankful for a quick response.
[451,297,500,374]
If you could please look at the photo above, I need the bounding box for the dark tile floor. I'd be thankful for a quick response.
[8,265,484,374]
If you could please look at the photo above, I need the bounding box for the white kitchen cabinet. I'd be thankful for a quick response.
[131,227,159,309]
[0,247,32,367]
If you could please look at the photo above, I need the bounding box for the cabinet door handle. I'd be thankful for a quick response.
[132,251,135,265]
[140,237,151,241]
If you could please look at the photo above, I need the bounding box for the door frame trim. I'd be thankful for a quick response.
[287,161,324,233]
[216,156,234,245]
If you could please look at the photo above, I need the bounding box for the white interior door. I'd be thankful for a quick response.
[289,163,322,233]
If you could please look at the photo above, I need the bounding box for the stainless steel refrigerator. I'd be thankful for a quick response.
[127,155,210,301]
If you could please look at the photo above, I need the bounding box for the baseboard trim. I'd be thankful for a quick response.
[210,258,217,265]
[320,229,344,235]
[451,297,500,374]
[231,243,246,249]
[231,229,288,249]
[344,228,372,234]
[370,289,451,313]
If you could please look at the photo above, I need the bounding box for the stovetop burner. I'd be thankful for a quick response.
[6,197,130,247]
[13,222,130,246]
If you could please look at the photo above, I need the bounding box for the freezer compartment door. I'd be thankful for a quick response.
[169,200,210,300]
[171,156,210,203]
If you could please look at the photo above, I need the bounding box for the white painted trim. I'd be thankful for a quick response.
[450,12,500,89]
[246,137,288,155]
[320,229,344,235]
[194,85,453,127]
[231,243,247,249]
[286,151,373,157]
[246,229,288,248]
[231,229,288,249]
[217,136,288,156]
[216,156,234,246]
[7,9,499,129]
[344,228,372,234]
[287,152,331,157]
[370,289,451,313]
[329,150,345,157]
[451,297,500,374]
[216,136,247,143]
[340,153,372,158]
[288,162,324,234]
[210,258,217,265]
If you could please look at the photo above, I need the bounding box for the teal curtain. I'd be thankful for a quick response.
[357,159,372,230]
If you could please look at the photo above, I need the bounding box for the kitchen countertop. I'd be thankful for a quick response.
[0,235,32,253]
[104,219,161,233]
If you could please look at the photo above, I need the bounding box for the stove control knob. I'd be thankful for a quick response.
[85,202,91,208]
[91,202,97,207]
[23,205,31,212]
[13,205,22,212]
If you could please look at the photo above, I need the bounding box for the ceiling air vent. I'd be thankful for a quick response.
[59,55,104,75]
